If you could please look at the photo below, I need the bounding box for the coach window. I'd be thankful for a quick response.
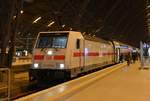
[76,39,80,49]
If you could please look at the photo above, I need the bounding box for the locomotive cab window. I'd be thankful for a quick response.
[36,33,68,48]
[76,39,80,49]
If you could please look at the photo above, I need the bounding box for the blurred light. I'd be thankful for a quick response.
[24,50,28,56]
[34,63,39,68]
[103,44,106,48]
[147,13,150,17]
[47,50,53,55]
[93,35,96,37]
[70,28,72,31]
[20,10,24,14]
[60,64,64,69]
[62,24,65,28]
[48,21,55,27]
[33,17,42,23]
[17,52,21,56]
[18,32,21,35]
[58,85,66,93]
[84,48,88,57]
[146,5,150,9]
[133,50,136,53]
[13,15,16,20]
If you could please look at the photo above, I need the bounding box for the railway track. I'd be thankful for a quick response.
[0,63,117,100]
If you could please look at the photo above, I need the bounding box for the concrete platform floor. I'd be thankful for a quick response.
[66,62,150,101]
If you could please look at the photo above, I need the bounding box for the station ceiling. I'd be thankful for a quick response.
[17,0,149,49]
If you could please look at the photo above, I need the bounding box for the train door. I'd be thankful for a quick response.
[76,39,84,69]
[70,38,84,77]
[115,48,120,63]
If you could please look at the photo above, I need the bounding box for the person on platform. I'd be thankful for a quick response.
[132,52,136,63]
[125,53,131,66]
[119,53,124,63]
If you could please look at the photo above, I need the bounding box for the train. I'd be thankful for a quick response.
[29,31,133,82]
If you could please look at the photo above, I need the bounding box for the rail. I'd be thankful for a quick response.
[15,63,126,101]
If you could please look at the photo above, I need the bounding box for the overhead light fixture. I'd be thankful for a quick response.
[13,15,16,20]
[20,10,24,14]
[33,16,42,23]
[93,35,96,37]
[147,13,150,17]
[48,21,55,27]
[146,5,150,9]
[62,24,65,28]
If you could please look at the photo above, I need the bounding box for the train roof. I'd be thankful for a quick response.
[39,31,76,34]
[38,31,110,44]
[83,35,111,44]
[112,40,134,48]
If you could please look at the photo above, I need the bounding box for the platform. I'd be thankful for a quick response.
[66,62,150,101]
[15,61,150,101]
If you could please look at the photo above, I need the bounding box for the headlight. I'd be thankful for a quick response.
[47,50,53,55]
[34,63,39,68]
[60,64,64,69]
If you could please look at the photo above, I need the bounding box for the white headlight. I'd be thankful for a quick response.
[60,64,64,69]
[47,51,53,55]
[34,63,39,68]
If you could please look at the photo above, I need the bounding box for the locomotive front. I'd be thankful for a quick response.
[30,32,69,81]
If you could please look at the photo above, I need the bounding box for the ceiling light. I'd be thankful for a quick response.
[13,15,16,20]
[48,21,55,27]
[147,13,150,17]
[62,24,65,28]
[20,10,24,14]
[33,16,42,23]
[146,5,150,9]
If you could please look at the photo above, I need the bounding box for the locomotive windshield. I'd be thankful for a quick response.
[36,33,68,48]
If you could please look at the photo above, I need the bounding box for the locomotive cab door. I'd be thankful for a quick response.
[115,48,120,63]
[69,38,84,77]
[76,39,84,69]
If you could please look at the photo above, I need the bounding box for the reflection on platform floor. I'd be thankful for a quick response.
[66,62,150,101]
[16,62,150,101]
[15,63,126,101]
